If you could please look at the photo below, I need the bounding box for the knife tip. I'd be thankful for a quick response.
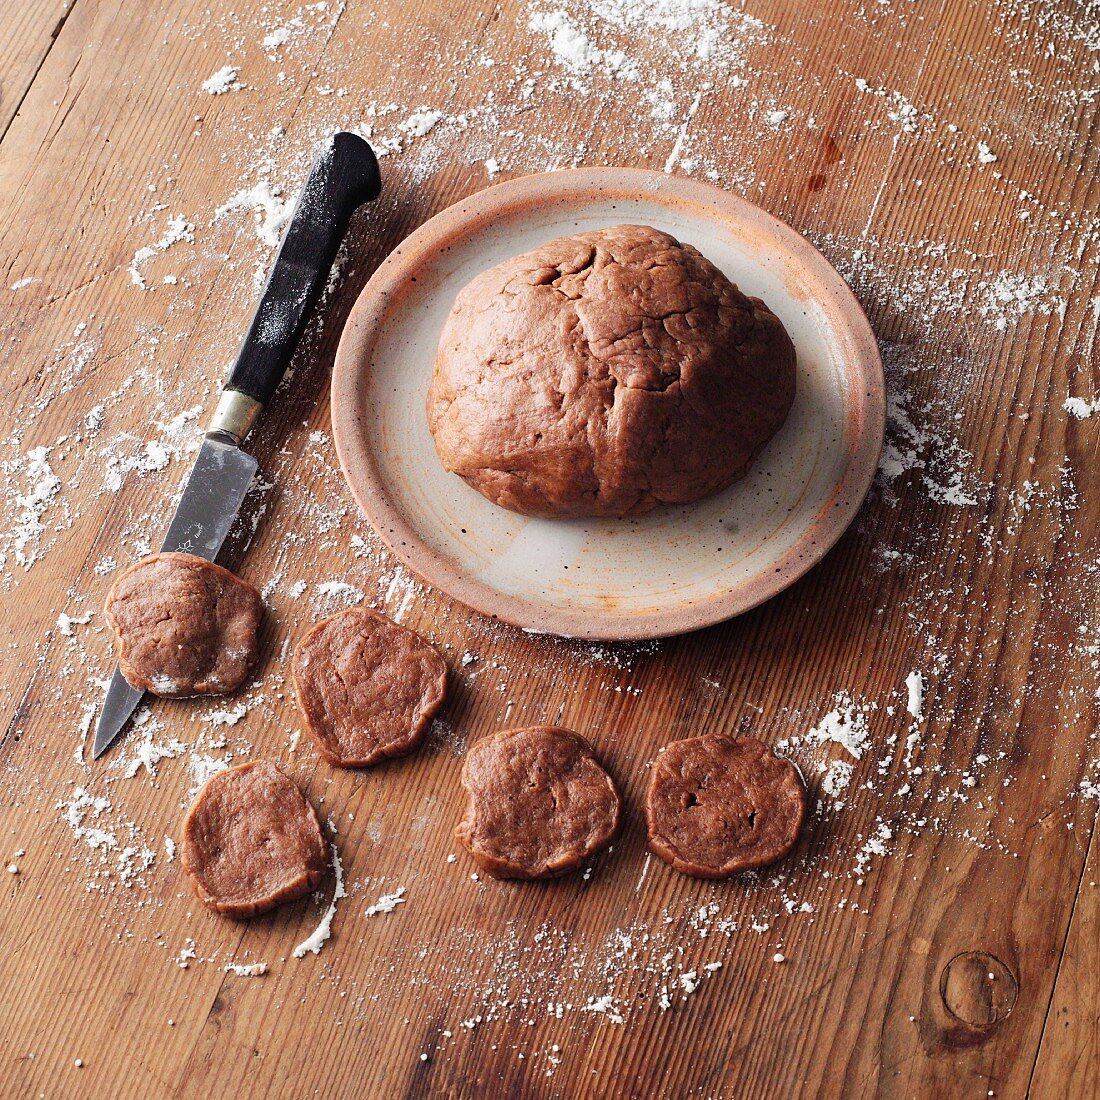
[91,716,126,760]
[89,711,125,761]
[90,725,111,760]
[90,668,146,761]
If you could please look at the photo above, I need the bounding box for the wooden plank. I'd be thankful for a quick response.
[1030,833,1100,1096]
[1,0,1099,1097]
[0,0,75,139]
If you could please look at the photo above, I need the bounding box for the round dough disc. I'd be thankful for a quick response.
[182,760,328,919]
[104,552,262,696]
[292,607,447,768]
[455,725,622,879]
[645,735,805,878]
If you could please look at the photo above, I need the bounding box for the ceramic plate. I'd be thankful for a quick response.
[331,169,883,640]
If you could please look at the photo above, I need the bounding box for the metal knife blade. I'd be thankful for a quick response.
[91,438,258,759]
[89,131,380,761]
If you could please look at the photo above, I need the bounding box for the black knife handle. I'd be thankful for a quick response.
[222,132,380,412]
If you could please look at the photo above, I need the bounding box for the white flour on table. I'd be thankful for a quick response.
[2,0,1100,1073]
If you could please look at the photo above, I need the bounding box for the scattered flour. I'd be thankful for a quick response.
[202,66,241,95]
[215,183,292,248]
[585,0,768,67]
[1065,396,1100,420]
[904,671,925,722]
[293,845,346,958]
[59,788,116,851]
[225,961,269,977]
[128,215,195,290]
[805,696,870,759]
[188,753,230,792]
[365,886,407,916]
[878,389,981,507]
[821,760,855,801]
[580,994,624,1024]
[202,705,248,728]
[57,611,92,636]
[314,580,365,605]
[174,940,198,969]
[2,445,63,572]
[120,729,187,780]
[664,91,704,173]
[853,822,894,879]
[528,10,638,82]
[978,272,1064,332]
[399,110,443,138]
[263,26,292,50]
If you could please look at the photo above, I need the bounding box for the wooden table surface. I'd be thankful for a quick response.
[2,1,1099,1097]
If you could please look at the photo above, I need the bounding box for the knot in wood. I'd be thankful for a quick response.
[939,951,1017,1028]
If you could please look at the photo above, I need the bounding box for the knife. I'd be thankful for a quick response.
[92,131,381,760]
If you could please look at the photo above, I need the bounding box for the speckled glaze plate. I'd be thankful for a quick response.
[331,168,884,640]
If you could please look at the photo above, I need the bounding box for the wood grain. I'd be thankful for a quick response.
[1,1,1099,1097]
[0,0,73,138]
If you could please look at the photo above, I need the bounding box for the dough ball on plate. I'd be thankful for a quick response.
[427,224,795,518]
[104,552,262,697]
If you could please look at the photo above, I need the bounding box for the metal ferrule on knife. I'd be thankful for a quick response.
[209,389,263,444]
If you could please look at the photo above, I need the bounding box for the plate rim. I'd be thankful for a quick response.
[331,167,885,641]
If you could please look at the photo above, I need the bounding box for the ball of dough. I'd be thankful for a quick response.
[427,224,796,518]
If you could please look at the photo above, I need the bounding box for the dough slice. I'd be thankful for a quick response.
[104,552,262,696]
[292,607,447,767]
[182,760,328,918]
[645,735,805,878]
[456,726,622,880]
